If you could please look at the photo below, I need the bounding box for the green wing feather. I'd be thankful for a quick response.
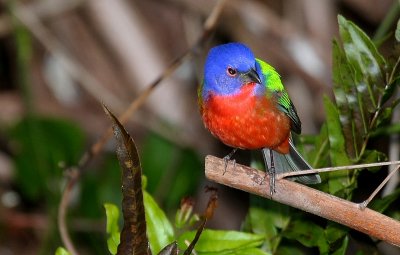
[256,58,302,134]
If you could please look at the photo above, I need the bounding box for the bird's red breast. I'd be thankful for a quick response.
[200,83,291,154]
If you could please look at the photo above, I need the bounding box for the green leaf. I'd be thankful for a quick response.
[308,124,330,169]
[325,222,348,244]
[396,19,400,42]
[145,191,175,254]
[282,220,329,254]
[232,248,272,255]
[324,97,353,197]
[359,150,387,172]
[104,203,121,255]
[177,230,264,254]
[55,247,71,255]
[276,245,305,255]
[243,203,290,253]
[332,39,364,159]
[245,207,277,252]
[334,15,387,159]
[371,122,400,137]
[381,76,400,106]
[325,90,351,167]
[332,235,349,255]
[338,15,386,103]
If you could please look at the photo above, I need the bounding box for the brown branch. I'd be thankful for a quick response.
[205,155,400,246]
[57,168,79,255]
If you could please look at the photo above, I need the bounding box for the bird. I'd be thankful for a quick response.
[198,42,321,195]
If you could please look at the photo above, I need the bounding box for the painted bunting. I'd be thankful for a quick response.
[198,42,321,195]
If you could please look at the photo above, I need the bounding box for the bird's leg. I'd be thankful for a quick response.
[269,150,276,195]
[223,148,237,175]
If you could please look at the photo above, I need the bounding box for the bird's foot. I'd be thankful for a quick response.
[269,167,276,196]
[223,148,237,175]
[223,156,236,175]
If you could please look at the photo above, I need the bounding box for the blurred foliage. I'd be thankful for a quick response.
[9,116,85,201]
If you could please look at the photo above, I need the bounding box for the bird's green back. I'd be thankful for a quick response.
[256,58,302,133]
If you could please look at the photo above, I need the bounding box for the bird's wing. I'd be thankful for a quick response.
[276,91,302,134]
[256,58,301,134]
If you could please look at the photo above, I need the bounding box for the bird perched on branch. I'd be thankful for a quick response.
[198,42,321,195]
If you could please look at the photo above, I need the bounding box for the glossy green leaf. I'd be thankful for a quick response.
[324,97,352,197]
[338,15,386,104]
[177,230,264,253]
[334,15,387,160]
[332,40,364,159]
[104,203,121,255]
[55,247,71,255]
[282,220,329,254]
[145,191,175,254]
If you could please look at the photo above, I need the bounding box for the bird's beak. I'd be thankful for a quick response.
[240,68,262,84]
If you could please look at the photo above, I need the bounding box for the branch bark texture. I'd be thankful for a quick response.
[205,155,400,246]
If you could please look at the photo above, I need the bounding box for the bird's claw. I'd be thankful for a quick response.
[269,171,276,196]
[223,156,236,175]
[223,148,237,175]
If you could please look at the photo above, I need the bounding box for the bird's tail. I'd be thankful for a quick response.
[262,140,321,184]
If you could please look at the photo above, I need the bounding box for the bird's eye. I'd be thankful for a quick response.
[227,67,237,76]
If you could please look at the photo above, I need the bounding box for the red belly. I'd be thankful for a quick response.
[201,84,291,154]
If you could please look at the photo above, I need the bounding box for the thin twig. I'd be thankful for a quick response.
[57,168,79,255]
[278,160,400,179]
[205,155,400,246]
[359,164,400,210]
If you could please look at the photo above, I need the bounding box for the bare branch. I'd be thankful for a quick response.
[360,165,400,209]
[278,160,400,179]
[205,155,400,246]
[57,168,80,255]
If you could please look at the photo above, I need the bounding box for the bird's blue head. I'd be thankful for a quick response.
[202,42,264,99]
